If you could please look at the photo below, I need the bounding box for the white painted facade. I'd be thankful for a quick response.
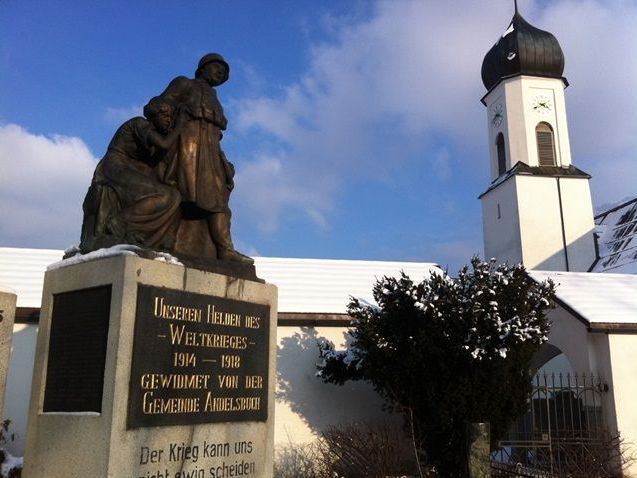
[556,178,597,270]
[482,175,596,271]
[481,177,522,264]
[483,75,573,177]
[606,334,637,475]
[480,74,596,271]
[274,326,397,446]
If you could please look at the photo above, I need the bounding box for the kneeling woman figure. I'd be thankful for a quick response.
[80,97,185,252]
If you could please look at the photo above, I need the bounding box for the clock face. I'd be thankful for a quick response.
[491,103,504,127]
[532,94,553,115]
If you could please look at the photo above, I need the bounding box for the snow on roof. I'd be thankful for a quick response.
[0,247,63,308]
[256,256,439,313]
[502,22,515,38]
[592,197,637,274]
[0,247,440,313]
[529,270,637,325]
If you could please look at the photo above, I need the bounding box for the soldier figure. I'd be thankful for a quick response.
[159,53,251,264]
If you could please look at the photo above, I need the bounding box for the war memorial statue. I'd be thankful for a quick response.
[78,53,254,273]
[23,54,277,477]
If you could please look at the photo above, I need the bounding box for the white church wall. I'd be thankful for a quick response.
[485,90,504,180]
[502,78,531,168]
[516,176,568,270]
[481,173,597,272]
[275,326,394,446]
[481,74,596,272]
[519,76,572,168]
[544,306,590,373]
[559,178,597,272]
[481,178,522,265]
[607,334,637,475]
[484,80,527,181]
[543,305,627,456]
[587,333,620,437]
[484,76,572,180]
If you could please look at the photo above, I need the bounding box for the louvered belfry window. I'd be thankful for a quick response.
[496,133,506,175]
[536,122,556,166]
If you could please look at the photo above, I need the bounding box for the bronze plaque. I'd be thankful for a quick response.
[43,286,112,412]
[127,285,270,428]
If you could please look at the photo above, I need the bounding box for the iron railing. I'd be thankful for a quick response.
[491,372,621,477]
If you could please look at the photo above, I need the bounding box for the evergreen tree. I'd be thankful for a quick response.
[317,258,555,477]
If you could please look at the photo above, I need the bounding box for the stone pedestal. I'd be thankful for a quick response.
[23,254,277,478]
[466,422,491,478]
[0,287,17,419]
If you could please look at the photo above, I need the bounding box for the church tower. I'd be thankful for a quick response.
[479,6,596,271]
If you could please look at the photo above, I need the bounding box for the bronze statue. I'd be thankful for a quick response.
[79,54,255,275]
[158,53,250,263]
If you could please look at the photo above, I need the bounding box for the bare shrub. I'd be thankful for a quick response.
[274,441,327,478]
[551,431,635,478]
[492,430,635,478]
[315,421,431,478]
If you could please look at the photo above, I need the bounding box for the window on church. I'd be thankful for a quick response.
[496,133,506,175]
[536,122,556,166]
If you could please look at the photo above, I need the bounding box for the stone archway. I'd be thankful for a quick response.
[531,342,563,373]
[541,306,594,374]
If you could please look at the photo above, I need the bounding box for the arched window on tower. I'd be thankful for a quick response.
[496,133,506,175]
[536,122,557,166]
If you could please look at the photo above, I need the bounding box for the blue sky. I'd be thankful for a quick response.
[1,0,636,272]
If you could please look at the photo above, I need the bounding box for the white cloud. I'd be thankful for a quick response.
[231,0,637,233]
[233,153,334,233]
[538,0,637,204]
[431,148,452,182]
[233,1,503,231]
[0,124,97,248]
[232,239,261,258]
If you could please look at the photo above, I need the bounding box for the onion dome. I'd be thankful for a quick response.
[481,10,565,91]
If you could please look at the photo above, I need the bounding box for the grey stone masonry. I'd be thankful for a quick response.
[0,288,17,420]
[23,254,277,478]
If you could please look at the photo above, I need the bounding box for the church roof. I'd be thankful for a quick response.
[479,162,590,199]
[529,270,637,327]
[0,247,440,313]
[481,9,565,91]
[591,197,637,274]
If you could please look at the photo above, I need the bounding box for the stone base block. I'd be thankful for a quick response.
[23,254,277,478]
[0,287,17,419]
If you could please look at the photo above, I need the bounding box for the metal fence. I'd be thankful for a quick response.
[491,372,623,477]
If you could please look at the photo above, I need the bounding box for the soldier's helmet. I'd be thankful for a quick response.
[196,53,229,84]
